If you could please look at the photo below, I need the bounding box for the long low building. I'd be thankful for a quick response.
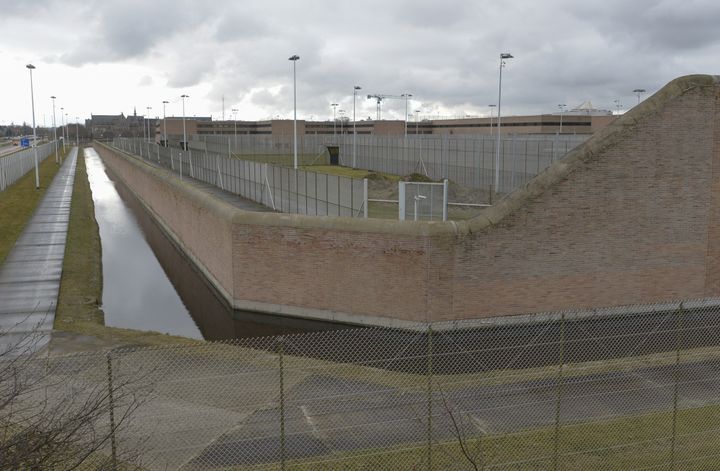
[154,113,616,144]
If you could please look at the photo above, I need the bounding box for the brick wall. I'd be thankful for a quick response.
[94,75,720,325]
[453,79,719,318]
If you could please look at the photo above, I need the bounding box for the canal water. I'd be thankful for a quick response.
[85,148,336,340]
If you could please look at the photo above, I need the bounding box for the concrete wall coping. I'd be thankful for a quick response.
[94,141,459,238]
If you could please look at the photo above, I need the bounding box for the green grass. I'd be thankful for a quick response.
[0,149,68,264]
[240,404,720,470]
[300,165,402,181]
[231,153,324,166]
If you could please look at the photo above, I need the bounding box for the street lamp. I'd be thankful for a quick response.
[75,117,79,146]
[50,96,58,163]
[495,52,513,193]
[26,64,39,189]
[338,110,346,134]
[330,103,338,135]
[146,106,152,142]
[558,104,567,134]
[288,54,300,169]
[402,93,413,137]
[353,85,361,168]
[181,94,189,151]
[488,104,496,136]
[415,109,421,135]
[60,107,66,152]
[633,88,646,105]
[162,100,169,147]
[232,108,238,139]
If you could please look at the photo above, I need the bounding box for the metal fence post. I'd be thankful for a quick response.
[278,336,286,470]
[427,324,433,471]
[670,302,684,470]
[552,312,566,471]
[106,352,118,471]
[363,178,368,218]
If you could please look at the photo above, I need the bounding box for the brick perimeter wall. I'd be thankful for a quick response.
[93,76,720,324]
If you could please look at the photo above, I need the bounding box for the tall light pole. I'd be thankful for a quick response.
[180,94,189,151]
[415,109,421,135]
[488,104,496,136]
[75,117,79,146]
[50,96,58,163]
[402,93,412,137]
[26,64,39,189]
[331,103,338,135]
[162,100,169,146]
[232,108,238,138]
[288,54,300,169]
[146,106,152,142]
[353,85,361,168]
[495,52,513,193]
[558,104,566,134]
[60,107,66,152]
[614,99,622,116]
[633,88,646,105]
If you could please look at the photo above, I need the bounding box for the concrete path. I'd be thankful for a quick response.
[0,147,77,355]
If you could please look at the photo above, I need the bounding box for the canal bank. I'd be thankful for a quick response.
[52,147,341,353]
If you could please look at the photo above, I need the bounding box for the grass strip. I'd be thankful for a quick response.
[54,146,200,348]
[0,149,68,264]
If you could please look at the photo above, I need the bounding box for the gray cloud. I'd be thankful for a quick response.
[1,0,719,122]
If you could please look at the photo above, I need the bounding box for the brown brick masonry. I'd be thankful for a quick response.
[94,74,720,327]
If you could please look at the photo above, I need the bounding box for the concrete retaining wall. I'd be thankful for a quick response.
[95,74,720,326]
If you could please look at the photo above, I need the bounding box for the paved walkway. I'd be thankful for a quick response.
[0,147,77,354]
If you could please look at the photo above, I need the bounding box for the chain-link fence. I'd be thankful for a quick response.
[342,134,589,194]
[186,133,588,197]
[399,181,448,221]
[6,298,720,469]
[0,141,59,191]
[110,139,368,218]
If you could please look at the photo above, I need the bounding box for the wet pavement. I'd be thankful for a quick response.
[0,147,77,354]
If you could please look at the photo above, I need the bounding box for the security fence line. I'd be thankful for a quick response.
[7,297,720,469]
[191,133,589,195]
[111,138,368,218]
[0,142,59,192]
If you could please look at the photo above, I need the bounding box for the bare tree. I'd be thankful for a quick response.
[0,318,151,470]
[438,389,499,471]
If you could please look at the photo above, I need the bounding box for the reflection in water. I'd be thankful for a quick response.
[87,148,344,340]
[86,148,202,338]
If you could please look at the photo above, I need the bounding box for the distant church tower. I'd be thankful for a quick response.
[133,107,137,117]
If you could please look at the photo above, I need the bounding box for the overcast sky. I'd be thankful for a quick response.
[1,0,718,126]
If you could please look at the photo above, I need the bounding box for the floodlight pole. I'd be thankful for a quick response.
[495,52,513,193]
[402,93,412,137]
[60,107,66,152]
[146,106,152,142]
[353,85,361,168]
[50,96,58,163]
[26,64,39,189]
[181,94,189,151]
[289,54,300,169]
[162,100,169,147]
[558,104,566,133]
[232,108,238,138]
[488,104,496,136]
[415,109,420,135]
[633,88,646,105]
[331,103,338,135]
[75,117,79,146]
